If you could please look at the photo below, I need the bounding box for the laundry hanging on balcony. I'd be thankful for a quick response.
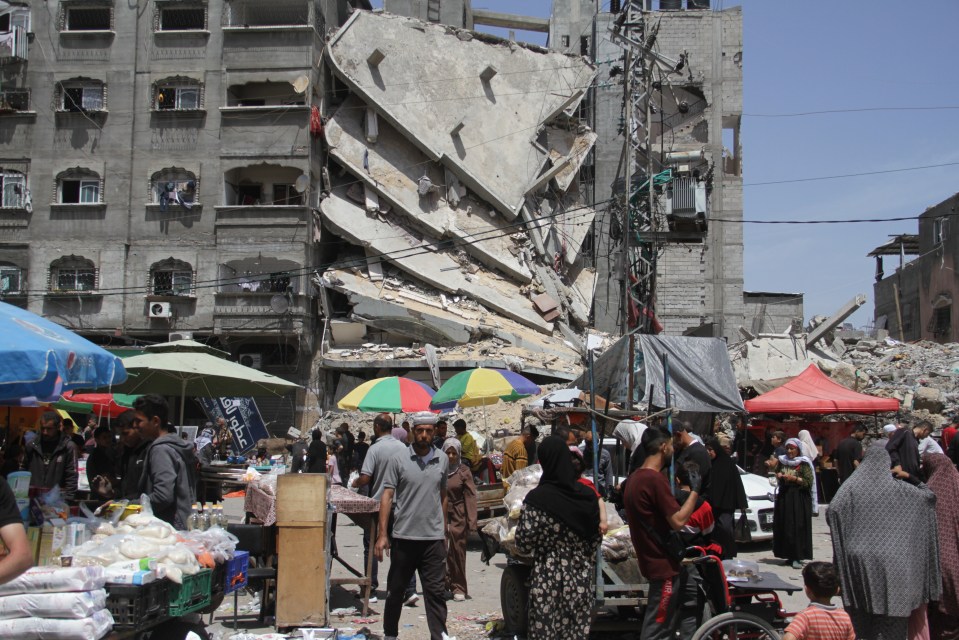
[158,181,196,212]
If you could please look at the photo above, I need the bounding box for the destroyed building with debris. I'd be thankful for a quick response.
[313,10,601,406]
[870,192,959,343]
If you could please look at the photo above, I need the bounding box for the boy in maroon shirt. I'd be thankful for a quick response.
[624,426,702,640]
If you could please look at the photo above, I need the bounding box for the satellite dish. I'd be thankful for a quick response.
[270,294,291,314]
[293,174,309,193]
[292,75,310,94]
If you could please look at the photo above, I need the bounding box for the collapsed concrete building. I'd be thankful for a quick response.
[312,11,601,404]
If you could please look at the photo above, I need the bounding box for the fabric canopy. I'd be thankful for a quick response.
[571,334,744,413]
[744,364,899,414]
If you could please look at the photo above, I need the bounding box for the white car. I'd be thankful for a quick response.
[738,466,775,542]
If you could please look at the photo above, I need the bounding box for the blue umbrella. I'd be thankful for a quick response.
[0,301,127,402]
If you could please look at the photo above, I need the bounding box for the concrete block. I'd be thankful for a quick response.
[532,293,558,315]
[480,64,498,82]
[367,48,386,67]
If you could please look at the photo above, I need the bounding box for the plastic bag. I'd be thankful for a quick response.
[0,608,113,640]
[0,589,106,620]
[0,566,105,596]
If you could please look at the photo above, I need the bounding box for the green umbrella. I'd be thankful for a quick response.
[109,342,300,426]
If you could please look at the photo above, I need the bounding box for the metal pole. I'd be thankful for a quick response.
[179,378,187,429]
[663,353,674,489]
[627,332,635,411]
[588,349,603,604]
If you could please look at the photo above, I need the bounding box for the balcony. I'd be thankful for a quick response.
[0,89,31,115]
[213,292,311,334]
[0,27,28,63]
[221,0,315,67]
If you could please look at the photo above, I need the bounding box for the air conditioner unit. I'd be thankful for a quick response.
[149,302,172,318]
[239,353,262,369]
[168,331,193,342]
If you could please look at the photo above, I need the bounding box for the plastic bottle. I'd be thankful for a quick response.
[199,504,211,531]
[187,503,201,531]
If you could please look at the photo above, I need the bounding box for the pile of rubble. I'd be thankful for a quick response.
[838,338,959,428]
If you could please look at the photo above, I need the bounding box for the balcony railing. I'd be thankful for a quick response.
[0,27,28,62]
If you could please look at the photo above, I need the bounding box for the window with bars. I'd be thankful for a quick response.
[156,84,200,110]
[57,171,102,204]
[151,260,194,296]
[63,5,112,31]
[58,82,106,112]
[50,256,97,292]
[0,263,23,294]
[0,171,26,208]
[158,5,206,30]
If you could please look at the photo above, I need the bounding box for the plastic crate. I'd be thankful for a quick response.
[105,579,170,632]
[168,568,213,617]
[225,550,249,595]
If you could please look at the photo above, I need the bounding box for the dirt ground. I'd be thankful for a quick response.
[209,497,835,639]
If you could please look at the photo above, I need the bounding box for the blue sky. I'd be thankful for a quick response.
[371,1,959,327]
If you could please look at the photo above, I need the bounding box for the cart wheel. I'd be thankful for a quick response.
[500,565,531,635]
[692,611,781,640]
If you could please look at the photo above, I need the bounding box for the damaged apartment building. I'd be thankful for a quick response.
[315,10,600,402]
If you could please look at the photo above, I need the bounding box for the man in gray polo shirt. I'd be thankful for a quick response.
[352,413,408,602]
[375,419,449,640]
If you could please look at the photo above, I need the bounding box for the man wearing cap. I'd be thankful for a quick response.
[376,417,450,640]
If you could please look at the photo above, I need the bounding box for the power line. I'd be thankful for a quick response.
[744,106,959,118]
[743,161,959,187]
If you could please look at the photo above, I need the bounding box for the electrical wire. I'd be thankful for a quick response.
[744,106,959,118]
[743,161,959,187]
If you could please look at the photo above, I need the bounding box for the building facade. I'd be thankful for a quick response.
[871,193,959,343]
[0,0,367,427]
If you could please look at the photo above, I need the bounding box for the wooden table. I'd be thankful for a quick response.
[327,484,379,616]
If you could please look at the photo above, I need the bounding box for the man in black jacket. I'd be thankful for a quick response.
[672,421,712,498]
[23,411,78,500]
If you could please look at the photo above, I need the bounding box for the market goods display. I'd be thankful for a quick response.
[0,567,113,640]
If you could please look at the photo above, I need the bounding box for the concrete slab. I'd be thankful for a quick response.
[326,11,596,219]
[545,126,598,192]
[325,94,532,283]
[323,269,582,371]
[320,191,553,334]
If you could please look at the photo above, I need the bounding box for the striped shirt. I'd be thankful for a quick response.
[784,603,855,640]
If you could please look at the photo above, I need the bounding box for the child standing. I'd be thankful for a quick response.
[783,561,855,640]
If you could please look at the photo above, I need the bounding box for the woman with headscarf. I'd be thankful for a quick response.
[797,429,819,462]
[515,436,601,640]
[705,436,748,558]
[772,438,815,569]
[391,426,408,444]
[443,437,477,602]
[305,428,327,473]
[613,420,648,474]
[923,452,959,640]
[828,444,940,640]
[327,439,344,485]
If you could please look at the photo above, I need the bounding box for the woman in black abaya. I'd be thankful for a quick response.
[772,438,814,569]
[705,436,748,558]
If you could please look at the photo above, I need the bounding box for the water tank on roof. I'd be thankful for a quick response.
[688,0,711,9]
[660,0,682,10]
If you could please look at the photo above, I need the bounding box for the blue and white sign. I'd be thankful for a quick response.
[197,397,270,454]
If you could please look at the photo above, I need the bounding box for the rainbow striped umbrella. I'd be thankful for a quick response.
[337,376,436,413]
[430,368,541,409]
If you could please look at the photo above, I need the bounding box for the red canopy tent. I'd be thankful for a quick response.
[744,364,900,414]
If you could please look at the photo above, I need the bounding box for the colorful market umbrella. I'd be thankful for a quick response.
[430,368,541,409]
[338,377,436,413]
[0,301,127,402]
[54,391,140,419]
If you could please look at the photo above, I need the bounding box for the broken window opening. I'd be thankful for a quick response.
[561,35,569,48]
[933,216,947,245]
[64,6,112,31]
[226,82,302,108]
[932,305,951,341]
[721,116,741,176]
[580,35,590,57]
[224,0,310,27]
[159,6,205,31]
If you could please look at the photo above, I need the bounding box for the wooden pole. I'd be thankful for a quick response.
[893,283,905,342]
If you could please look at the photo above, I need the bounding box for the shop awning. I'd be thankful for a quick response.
[744,364,899,414]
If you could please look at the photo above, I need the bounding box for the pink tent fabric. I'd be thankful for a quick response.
[744,364,900,414]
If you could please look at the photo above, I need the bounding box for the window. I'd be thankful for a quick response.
[58,170,101,204]
[64,6,112,31]
[0,89,30,111]
[151,259,194,296]
[934,217,946,245]
[59,82,105,112]
[580,36,590,56]
[0,263,23,294]
[158,6,205,31]
[152,168,198,207]
[0,7,31,33]
[561,35,570,48]
[156,84,200,110]
[50,256,96,292]
[933,306,951,339]
[1,171,25,208]
[272,184,302,205]
[224,0,309,28]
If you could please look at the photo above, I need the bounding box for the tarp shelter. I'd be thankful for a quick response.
[744,364,899,414]
[571,334,744,414]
